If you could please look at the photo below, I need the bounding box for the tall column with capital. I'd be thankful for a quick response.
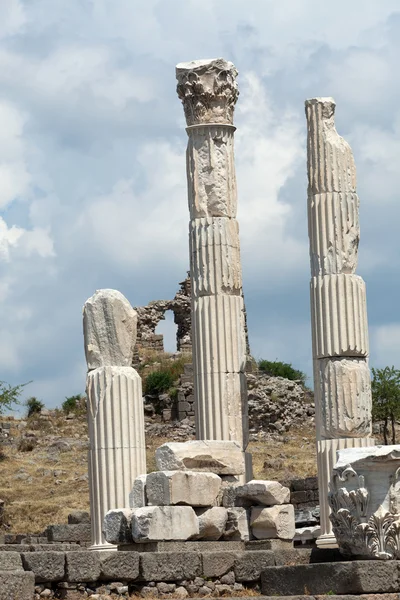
[176,59,250,473]
[83,289,146,549]
[305,97,373,547]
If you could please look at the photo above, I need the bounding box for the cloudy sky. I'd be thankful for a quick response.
[1,0,400,410]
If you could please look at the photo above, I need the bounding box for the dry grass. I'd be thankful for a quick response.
[0,409,317,534]
[249,424,317,483]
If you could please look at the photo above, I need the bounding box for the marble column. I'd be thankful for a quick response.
[83,289,146,549]
[305,98,373,547]
[176,58,250,476]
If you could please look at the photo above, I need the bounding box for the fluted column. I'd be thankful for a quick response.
[83,289,146,549]
[176,58,250,475]
[305,98,373,547]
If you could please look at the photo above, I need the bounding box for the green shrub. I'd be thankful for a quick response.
[62,394,86,414]
[25,397,44,418]
[145,370,175,395]
[258,359,306,385]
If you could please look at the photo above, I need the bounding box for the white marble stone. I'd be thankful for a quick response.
[176,58,238,126]
[305,97,373,547]
[155,441,245,475]
[86,362,146,548]
[223,507,250,541]
[330,445,400,559]
[195,507,228,540]
[233,480,290,506]
[189,218,242,295]
[310,274,368,358]
[191,294,247,375]
[250,505,295,540]
[305,97,356,195]
[317,358,372,439]
[294,525,321,544]
[177,58,250,477]
[83,289,137,370]
[308,192,360,277]
[316,436,372,546]
[131,506,199,542]
[129,474,147,508]
[103,508,134,545]
[146,471,221,507]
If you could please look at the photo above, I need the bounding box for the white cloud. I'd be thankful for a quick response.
[0,101,30,208]
[0,0,398,404]
[236,73,307,275]
[0,0,25,39]
[76,140,187,269]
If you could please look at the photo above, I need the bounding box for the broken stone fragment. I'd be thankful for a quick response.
[103,508,134,545]
[129,474,147,508]
[155,441,244,475]
[250,505,295,540]
[146,471,221,507]
[194,507,228,540]
[131,506,199,542]
[223,480,290,507]
[223,507,250,541]
[83,288,137,370]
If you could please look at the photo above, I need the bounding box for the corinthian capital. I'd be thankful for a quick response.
[176,58,239,126]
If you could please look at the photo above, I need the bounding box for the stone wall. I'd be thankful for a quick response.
[134,275,251,364]
[0,544,331,600]
[133,276,192,363]
[167,367,315,430]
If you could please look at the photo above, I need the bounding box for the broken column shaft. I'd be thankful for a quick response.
[176,58,249,469]
[83,289,146,549]
[305,98,373,547]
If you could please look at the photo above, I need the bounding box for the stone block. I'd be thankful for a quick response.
[100,551,139,581]
[234,551,275,582]
[132,506,199,542]
[140,552,202,582]
[250,505,295,540]
[304,476,318,490]
[195,507,228,540]
[0,571,34,600]
[103,508,134,545]
[230,480,290,506]
[223,508,250,541]
[245,539,294,551]
[155,441,244,475]
[261,561,400,595]
[66,551,101,582]
[202,552,235,578]
[146,471,221,507]
[68,511,90,524]
[0,551,23,570]
[274,548,313,566]
[129,474,147,508]
[83,288,137,369]
[46,524,91,543]
[21,551,65,582]
[178,401,191,411]
[119,540,244,553]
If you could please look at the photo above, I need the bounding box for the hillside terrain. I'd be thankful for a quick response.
[0,411,316,534]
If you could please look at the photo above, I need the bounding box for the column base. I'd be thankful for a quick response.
[89,543,118,552]
[316,533,338,549]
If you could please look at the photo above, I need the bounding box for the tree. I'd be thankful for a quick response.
[0,381,30,415]
[371,366,400,444]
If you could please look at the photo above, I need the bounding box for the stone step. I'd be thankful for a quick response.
[261,561,400,596]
